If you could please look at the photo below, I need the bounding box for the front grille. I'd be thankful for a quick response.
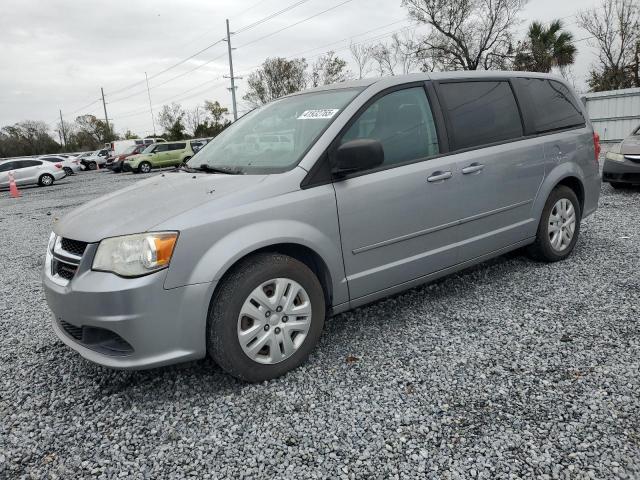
[57,319,134,356]
[53,260,77,280]
[50,237,88,283]
[60,238,87,257]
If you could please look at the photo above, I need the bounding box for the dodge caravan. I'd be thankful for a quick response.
[43,72,601,382]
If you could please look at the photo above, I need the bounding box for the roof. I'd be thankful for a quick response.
[293,70,568,97]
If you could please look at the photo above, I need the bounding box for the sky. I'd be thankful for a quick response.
[0,0,602,138]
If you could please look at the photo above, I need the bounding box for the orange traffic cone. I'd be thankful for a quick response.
[8,171,20,198]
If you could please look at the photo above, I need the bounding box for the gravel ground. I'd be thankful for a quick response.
[1,169,639,479]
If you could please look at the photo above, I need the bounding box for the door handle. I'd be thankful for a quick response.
[427,171,452,182]
[462,163,485,174]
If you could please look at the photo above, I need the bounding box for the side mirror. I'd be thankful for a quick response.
[333,139,384,176]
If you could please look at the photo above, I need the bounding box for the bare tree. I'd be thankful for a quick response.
[402,0,527,70]
[577,0,640,91]
[311,51,351,87]
[185,106,203,136]
[350,41,374,79]
[372,30,421,76]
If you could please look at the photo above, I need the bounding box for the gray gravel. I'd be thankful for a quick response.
[1,169,639,479]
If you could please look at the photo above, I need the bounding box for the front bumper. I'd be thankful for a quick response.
[42,242,212,369]
[603,158,640,184]
[122,162,135,172]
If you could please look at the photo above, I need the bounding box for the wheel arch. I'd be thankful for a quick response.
[533,162,587,223]
[556,176,585,214]
[211,242,335,310]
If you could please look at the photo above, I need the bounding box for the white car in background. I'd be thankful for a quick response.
[0,158,66,188]
[81,149,110,170]
[39,155,82,176]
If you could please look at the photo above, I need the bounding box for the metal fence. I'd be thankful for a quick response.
[582,87,640,144]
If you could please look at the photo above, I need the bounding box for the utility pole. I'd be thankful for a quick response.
[145,72,157,137]
[225,19,238,121]
[101,87,111,140]
[59,109,67,148]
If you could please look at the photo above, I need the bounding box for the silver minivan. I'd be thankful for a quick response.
[43,72,601,381]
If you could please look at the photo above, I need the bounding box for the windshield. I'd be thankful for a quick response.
[123,145,138,154]
[187,87,363,174]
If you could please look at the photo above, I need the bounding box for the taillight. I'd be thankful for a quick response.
[54,163,63,169]
[72,160,79,164]
[593,132,601,163]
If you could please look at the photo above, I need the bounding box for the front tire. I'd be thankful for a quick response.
[38,174,54,187]
[208,253,325,382]
[610,182,628,190]
[138,161,152,174]
[88,161,97,171]
[527,185,581,262]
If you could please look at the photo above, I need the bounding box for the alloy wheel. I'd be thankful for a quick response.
[548,198,576,252]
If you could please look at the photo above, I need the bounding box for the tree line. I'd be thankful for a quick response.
[1,0,638,159]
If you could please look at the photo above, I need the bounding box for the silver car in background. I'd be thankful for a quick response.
[43,72,601,382]
[1,158,66,188]
[602,123,640,188]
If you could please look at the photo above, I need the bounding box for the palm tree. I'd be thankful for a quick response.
[514,20,577,73]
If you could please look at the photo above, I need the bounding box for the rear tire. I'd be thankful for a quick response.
[138,161,152,174]
[527,185,581,262]
[38,174,54,187]
[207,252,325,382]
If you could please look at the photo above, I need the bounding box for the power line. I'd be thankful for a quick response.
[105,40,226,99]
[235,19,415,75]
[233,0,272,18]
[236,0,357,49]
[107,51,228,104]
[110,77,228,120]
[235,0,314,34]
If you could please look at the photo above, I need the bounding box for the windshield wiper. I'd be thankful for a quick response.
[197,164,243,175]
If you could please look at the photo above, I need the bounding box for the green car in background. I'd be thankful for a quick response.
[123,140,204,173]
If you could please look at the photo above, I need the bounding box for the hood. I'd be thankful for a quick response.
[621,135,640,155]
[55,171,268,242]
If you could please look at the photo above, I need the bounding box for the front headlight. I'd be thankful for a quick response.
[93,232,178,277]
[605,144,625,162]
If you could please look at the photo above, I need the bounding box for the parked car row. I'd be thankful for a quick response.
[0,137,216,189]
[106,138,211,174]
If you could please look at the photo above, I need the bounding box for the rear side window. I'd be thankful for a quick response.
[169,143,186,150]
[518,78,585,133]
[438,81,523,150]
[341,86,440,167]
[18,160,41,168]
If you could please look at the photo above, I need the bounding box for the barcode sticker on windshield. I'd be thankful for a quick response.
[297,109,340,120]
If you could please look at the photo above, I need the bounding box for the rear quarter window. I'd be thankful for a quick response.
[438,81,523,151]
[515,78,585,134]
